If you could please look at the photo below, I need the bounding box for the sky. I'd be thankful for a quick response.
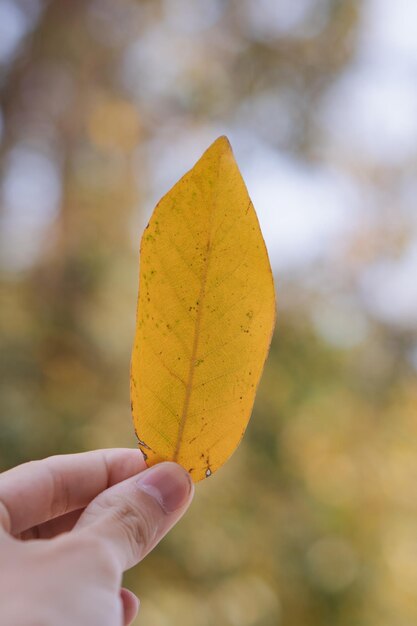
[0,0,416,334]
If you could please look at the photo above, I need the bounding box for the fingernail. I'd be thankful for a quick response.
[136,463,193,513]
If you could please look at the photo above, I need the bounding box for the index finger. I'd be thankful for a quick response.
[0,448,145,535]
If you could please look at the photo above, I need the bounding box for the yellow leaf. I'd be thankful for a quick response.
[131,136,276,482]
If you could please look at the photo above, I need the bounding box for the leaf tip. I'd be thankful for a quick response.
[210,134,232,153]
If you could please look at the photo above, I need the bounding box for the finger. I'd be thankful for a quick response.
[75,462,193,571]
[0,448,145,535]
[120,588,140,625]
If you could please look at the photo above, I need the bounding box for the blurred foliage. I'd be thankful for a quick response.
[1,1,417,625]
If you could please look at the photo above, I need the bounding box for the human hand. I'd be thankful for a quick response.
[0,449,193,626]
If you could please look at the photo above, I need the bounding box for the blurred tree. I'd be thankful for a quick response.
[1,1,416,625]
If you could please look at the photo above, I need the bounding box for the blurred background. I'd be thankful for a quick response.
[1,0,416,624]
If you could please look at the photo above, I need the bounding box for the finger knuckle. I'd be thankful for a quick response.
[112,497,156,561]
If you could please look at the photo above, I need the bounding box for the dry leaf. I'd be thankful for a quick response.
[131,136,276,482]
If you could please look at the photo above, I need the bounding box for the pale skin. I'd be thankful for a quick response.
[0,449,194,626]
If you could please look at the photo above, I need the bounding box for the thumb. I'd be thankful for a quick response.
[74,462,193,571]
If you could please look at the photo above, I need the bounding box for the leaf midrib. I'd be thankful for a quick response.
[172,235,213,462]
